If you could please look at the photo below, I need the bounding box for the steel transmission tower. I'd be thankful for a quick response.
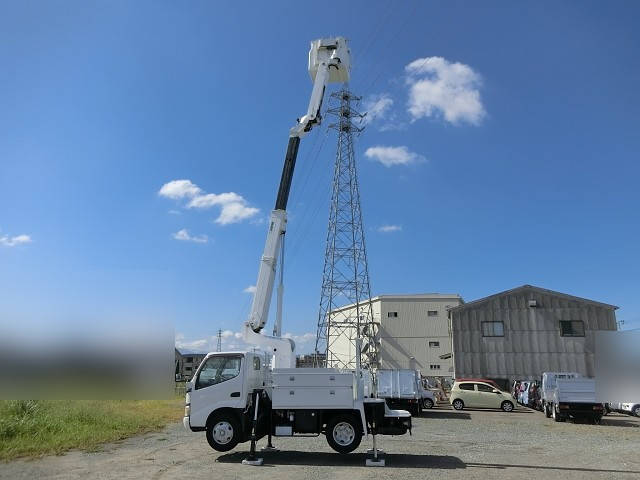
[314,89,378,370]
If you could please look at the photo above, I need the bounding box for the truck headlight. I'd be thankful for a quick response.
[185,392,191,404]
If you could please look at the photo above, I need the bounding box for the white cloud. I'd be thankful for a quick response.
[243,285,257,294]
[362,94,393,125]
[215,202,260,225]
[364,145,425,167]
[0,233,32,247]
[160,179,259,225]
[187,192,244,209]
[377,225,402,233]
[172,229,208,243]
[158,180,202,199]
[405,56,485,125]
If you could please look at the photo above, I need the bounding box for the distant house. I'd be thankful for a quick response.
[175,348,207,382]
[448,285,618,390]
[296,352,326,368]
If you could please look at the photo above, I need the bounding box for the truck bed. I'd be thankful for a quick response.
[555,379,597,404]
[270,368,356,409]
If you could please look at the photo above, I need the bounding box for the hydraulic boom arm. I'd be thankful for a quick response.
[243,38,351,367]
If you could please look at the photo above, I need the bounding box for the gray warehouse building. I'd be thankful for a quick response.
[449,285,618,390]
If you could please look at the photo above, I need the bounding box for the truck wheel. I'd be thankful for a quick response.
[206,413,241,452]
[452,399,464,410]
[423,398,434,409]
[552,405,565,423]
[326,414,362,454]
[632,406,640,418]
[544,403,552,418]
[501,401,514,412]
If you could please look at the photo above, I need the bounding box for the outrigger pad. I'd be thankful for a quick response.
[242,458,264,466]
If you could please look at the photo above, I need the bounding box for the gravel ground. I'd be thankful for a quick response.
[2,405,639,480]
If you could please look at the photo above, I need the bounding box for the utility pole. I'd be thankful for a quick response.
[216,329,222,352]
[314,89,379,370]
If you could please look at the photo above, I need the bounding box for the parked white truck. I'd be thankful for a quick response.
[541,372,604,423]
[377,369,435,415]
[183,37,412,460]
[184,351,411,453]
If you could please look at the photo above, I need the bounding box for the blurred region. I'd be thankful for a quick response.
[0,318,173,399]
[596,330,640,403]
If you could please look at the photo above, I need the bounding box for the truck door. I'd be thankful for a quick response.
[189,354,245,427]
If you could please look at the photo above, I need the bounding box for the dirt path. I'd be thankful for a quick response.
[2,407,639,480]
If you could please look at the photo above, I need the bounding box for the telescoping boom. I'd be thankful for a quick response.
[243,38,351,367]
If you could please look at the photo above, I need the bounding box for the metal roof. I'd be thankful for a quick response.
[447,284,619,312]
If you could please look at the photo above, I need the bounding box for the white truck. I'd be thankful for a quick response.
[377,369,435,415]
[541,372,604,423]
[183,37,412,458]
[185,351,411,453]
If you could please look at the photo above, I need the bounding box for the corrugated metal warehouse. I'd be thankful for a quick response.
[330,294,463,375]
[449,285,618,390]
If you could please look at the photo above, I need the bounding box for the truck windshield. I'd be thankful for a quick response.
[196,355,242,390]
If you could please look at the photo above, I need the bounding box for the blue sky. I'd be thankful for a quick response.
[1,1,639,353]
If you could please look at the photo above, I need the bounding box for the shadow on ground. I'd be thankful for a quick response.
[217,451,466,469]
[218,451,640,475]
[420,411,471,420]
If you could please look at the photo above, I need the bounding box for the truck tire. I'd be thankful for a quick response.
[632,406,640,418]
[206,412,241,452]
[423,398,434,409]
[325,414,362,454]
[501,401,514,412]
[452,399,464,410]
[552,404,565,423]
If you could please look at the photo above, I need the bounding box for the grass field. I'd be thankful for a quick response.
[0,398,184,461]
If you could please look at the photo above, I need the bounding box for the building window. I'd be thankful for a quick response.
[387,312,398,318]
[428,310,438,316]
[428,341,440,348]
[559,320,585,337]
[185,366,192,372]
[186,356,193,363]
[429,364,441,370]
[482,321,504,337]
